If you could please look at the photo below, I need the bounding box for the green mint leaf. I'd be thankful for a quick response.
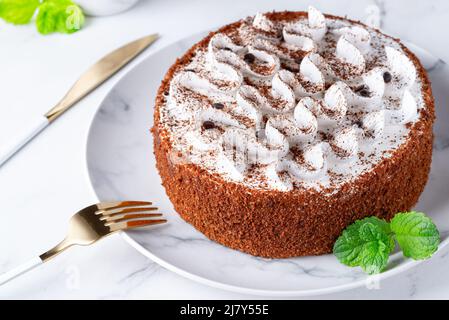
[0,0,40,25]
[36,0,84,35]
[333,217,395,275]
[390,212,440,260]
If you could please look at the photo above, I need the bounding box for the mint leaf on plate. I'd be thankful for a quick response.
[0,0,40,25]
[333,217,395,275]
[36,0,84,35]
[390,212,440,260]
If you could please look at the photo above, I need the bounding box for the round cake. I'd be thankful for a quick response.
[152,7,435,258]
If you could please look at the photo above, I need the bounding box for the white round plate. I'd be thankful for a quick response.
[86,33,449,297]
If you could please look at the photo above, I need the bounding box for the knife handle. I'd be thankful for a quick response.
[0,257,43,286]
[0,116,49,167]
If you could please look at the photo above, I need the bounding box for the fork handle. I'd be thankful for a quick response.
[0,116,49,167]
[0,257,43,286]
[0,238,73,286]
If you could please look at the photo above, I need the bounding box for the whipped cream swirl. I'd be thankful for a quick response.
[161,6,424,192]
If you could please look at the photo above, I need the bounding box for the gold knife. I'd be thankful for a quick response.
[0,33,159,167]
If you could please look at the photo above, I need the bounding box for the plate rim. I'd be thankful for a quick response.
[120,232,425,297]
[84,32,449,297]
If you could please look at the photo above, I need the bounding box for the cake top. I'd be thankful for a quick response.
[159,7,425,192]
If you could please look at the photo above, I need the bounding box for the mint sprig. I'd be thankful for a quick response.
[0,0,85,35]
[0,0,40,24]
[391,212,440,260]
[334,217,395,274]
[36,0,84,34]
[333,212,440,275]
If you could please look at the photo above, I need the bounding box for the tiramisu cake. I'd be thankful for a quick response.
[153,7,435,258]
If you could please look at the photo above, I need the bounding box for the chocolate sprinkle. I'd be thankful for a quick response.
[355,85,368,92]
[354,85,372,97]
[244,53,256,64]
[359,89,371,97]
[354,120,363,128]
[212,103,224,110]
[202,121,216,130]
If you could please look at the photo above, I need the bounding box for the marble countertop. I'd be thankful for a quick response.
[1,0,449,299]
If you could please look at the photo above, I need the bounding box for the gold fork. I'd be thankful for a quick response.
[0,201,166,286]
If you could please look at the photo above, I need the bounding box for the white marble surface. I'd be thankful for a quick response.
[1,0,449,299]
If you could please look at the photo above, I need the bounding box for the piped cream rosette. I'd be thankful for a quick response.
[283,6,327,43]
[165,6,423,190]
[384,47,418,124]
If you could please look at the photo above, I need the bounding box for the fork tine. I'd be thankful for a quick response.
[97,201,153,211]
[97,206,159,217]
[103,213,163,223]
[109,219,167,232]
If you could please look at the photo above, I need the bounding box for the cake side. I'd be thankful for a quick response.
[152,11,434,258]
